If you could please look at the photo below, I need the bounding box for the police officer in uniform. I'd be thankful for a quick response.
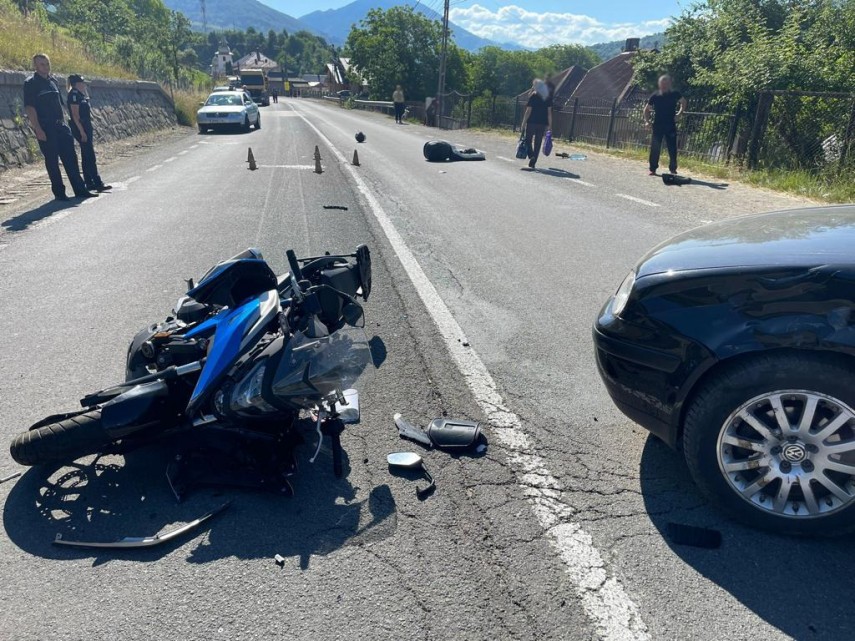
[23,53,96,202]
[67,74,111,192]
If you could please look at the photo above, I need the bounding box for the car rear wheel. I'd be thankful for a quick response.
[683,353,855,536]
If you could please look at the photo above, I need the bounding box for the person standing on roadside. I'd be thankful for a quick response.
[520,78,552,170]
[23,54,96,202]
[67,74,111,193]
[392,85,406,124]
[644,74,687,175]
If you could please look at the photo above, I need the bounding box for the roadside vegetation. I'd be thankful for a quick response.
[0,0,130,77]
[345,6,600,102]
[572,143,855,204]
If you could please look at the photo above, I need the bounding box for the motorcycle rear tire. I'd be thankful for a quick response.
[10,411,111,466]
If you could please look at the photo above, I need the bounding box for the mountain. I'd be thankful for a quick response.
[293,0,504,51]
[162,0,316,34]
[588,33,665,61]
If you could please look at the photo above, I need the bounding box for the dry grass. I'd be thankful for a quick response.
[0,0,131,78]
[171,89,209,127]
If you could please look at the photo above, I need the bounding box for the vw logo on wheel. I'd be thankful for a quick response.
[782,443,807,463]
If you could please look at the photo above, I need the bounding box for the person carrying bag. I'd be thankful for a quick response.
[516,129,529,159]
[519,79,553,170]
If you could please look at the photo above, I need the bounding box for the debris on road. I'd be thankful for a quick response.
[662,173,692,186]
[666,522,722,549]
[394,414,483,451]
[387,452,435,499]
[355,132,366,143]
[0,471,22,484]
[424,140,486,162]
[555,152,587,160]
[53,501,231,549]
[427,418,481,449]
[247,148,257,171]
[323,205,349,211]
[274,554,286,567]
[394,413,432,448]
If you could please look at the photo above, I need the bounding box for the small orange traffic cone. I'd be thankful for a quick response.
[247,148,257,170]
[352,149,360,166]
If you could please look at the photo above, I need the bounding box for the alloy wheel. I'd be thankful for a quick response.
[717,390,855,518]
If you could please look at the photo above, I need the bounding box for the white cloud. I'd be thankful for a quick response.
[449,4,671,48]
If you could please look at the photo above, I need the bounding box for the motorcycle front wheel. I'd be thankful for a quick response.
[10,411,111,466]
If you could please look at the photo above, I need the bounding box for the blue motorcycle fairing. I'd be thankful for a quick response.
[186,295,264,415]
[185,312,224,340]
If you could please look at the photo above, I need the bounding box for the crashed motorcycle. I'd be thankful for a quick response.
[10,246,373,499]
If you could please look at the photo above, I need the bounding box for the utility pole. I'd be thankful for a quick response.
[435,0,450,127]
[200,0,207,33]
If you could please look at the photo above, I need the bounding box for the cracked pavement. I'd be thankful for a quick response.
[1,99,852,641]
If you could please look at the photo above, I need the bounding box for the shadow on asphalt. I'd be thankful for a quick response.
[523,167,581,179]
[687,178,729,190]
[639,436,855,641]
[1,199,77,233]
[3,420,397,569]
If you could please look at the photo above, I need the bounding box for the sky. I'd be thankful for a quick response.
[274,1,685,47]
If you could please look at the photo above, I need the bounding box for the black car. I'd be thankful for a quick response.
[594,205,855,536]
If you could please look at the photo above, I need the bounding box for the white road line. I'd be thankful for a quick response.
[291,103,650,641]
[496,155,516,163]
[146,164,162,172]
[190,144,199,149]
[256,164,315,170]
[126,175,141,184]
[616,194,660,207]
[178,150,189,156]
[164,156,177,163]
[570,179,596,187]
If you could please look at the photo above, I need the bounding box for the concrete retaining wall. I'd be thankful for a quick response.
[0,70,177,171]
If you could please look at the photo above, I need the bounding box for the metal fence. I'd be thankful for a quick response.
[748,90,855,174]
[512,96,742,165]
[308,87,855,177]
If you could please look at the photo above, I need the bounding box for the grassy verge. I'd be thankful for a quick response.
[171,89,209,127]
[563,141,855,204]
[0,0,131,78]
[467,124,853,204]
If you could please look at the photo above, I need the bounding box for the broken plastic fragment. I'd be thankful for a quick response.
[53,502,231,549]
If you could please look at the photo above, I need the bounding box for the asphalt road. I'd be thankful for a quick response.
[0,99,850,641]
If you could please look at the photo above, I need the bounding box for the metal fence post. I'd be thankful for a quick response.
[747,92,773,170]
[513,99,519,133]
[839,97,855,172]
[725,105,743,165]
[568,98,579,142]
[606,98,618,149]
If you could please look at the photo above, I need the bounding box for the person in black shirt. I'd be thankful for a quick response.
[67,74,111,192]
[643,75,687,175]
[23,54,96,202]
[520,79,553,170]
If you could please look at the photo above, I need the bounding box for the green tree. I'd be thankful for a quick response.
[163,10,192,86]
[536,44,600,72]
[634,0,855,106]
[346,6,446,100]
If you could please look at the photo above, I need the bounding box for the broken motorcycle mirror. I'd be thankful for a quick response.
[387,452,435,498]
